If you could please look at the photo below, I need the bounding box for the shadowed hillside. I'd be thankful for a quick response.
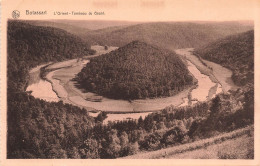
[194,30,254,86]
[8,20,95,92]
[76,41,194,100]
[7,21,96,158]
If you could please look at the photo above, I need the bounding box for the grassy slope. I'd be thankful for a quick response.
[82,22,253,50]
[168,134,253,159]
[194,30,254,86]
[76,41,194,99]
[123,125,253,159]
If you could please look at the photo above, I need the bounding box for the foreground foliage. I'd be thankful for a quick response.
[8,93,95,158]
[80,87,253,158]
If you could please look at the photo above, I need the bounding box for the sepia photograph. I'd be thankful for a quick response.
[1,0,260,165]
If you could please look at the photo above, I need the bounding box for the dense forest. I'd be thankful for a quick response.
[8,93,95,158]
[194,30,254,86]
[7,21,96,158]
[75,87,253,158]
[8,88,254,158]
[76,41,194,100]
[81,22,253,50]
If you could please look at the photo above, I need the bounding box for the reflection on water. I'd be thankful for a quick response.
[26,65,59,102]
[26,79,59,102]
[187,61,216,102]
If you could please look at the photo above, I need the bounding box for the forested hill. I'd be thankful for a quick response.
[8,20,95,92]
[76,41,194,100]
[82,22,253,50]
[194,30,254,86]
[7,21,96,158]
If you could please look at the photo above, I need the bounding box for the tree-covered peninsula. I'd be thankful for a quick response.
[76,41,194,100]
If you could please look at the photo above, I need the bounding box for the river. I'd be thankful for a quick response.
[26,63,59,102]
[26,47,236,124]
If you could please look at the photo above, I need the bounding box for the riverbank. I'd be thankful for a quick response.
[26,46,234,124]
[202,59,238,92]
[43,47,197,112]
[175,48,237,93]
[27,47,226,113]
[50,58,198,112]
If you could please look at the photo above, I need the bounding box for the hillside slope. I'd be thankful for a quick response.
[83,22,253,50]
[76,41,194,100]
[8,21,94,92]
[194,30,254,86]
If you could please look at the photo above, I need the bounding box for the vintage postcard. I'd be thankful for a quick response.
[1,0,260,165]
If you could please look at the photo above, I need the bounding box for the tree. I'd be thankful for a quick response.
[243,88,254,119]
[156,121,166,130]
[127,142,139,155]
[210,96,221,115]
[140,132,162,150]
[95,112,108,123]
[162,126,187,146]
[68,147,80,159]
[105,129,121,158]
[120,132,129,149]
[82,139,100,159]
[46,144,67,159]
[138,116,144,129]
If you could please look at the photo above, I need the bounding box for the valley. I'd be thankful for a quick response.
[8,20,254,159]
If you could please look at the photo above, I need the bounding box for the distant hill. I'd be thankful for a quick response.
[76,41,194,100]
[8,21,95,92]
[194,30,254,86]
[25,20,91,37]
[52,20,142,30]
[82,22,253,50]
[26,20,143,38]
